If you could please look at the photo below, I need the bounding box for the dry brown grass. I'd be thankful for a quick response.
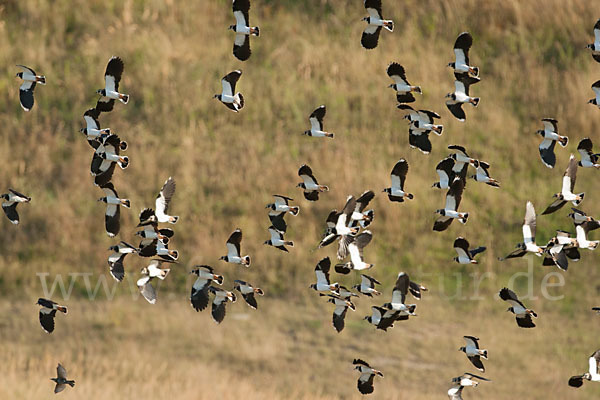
[1,0,600,398]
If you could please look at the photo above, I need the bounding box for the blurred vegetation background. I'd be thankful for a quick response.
[1,0,600,398]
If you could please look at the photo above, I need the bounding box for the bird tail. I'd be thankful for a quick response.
[471,97,480,107]
[319,185,329,192]
[213,274,224,285]
[56,306,68,314]
[119,93,129,104]
[66,380,75,387]
[36,75,46,85]
[384,20,394,32]
[254,288,264,295]
[243,255,251,267]
[372,289,381,296]
[407,193,414,200]
[119,140,128,151]
[480,349,488,359]
[121,199,131,208]
[558,135,568,147]
[325,132,334,138]
[471,66,480,76]
[118,156,129,169]
[290,206,300,216]
[284,241,294,247]
[235,92,245,110]
[528,309,538,318]
[412,86,422,94]
[169,250,179,260]
[432,125,443,135]
[460,213,469,224]
[251,26,260,36]
[486,179,501,188]
[573,193,585,206]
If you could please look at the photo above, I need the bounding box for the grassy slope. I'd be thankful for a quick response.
[1,0,600,398]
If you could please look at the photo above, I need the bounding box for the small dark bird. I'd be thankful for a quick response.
[16,65,45,111]
[107,241,138,282]
[50,363,75,394]
[353,359,384,395]
[96,56,129,112]
[37,298,67,334]
[321,294,355,333]
[433,178,468,232]
[445,75,480,122]
[353,274,381,297]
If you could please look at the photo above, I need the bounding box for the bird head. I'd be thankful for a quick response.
[96,89,106,96]
[228,24,236,31]
[79,128,87,134]
[362,16,369,22]
[140,267,148,275]
[382,188,390,194]
[553,193,564,200]
[435,209,445,216]
[16,72,23,78]
[388,83,396,90]
[447,62,455,68]
[588,99,595,104]
[431,182,441,188]
[535,129,544,137]
[445,93,456,100]
[213,94,221,100]
[506,306,514,313]
[363,315,372,322]
[265,203,274,210]
[302,130,311,136]
[263,240,271,246]
[309,284,317,290]
[219,255,227,261]
[97,197,107,203]
[108,245,119,251]
[296,182,305,189]
[458,346,466,352]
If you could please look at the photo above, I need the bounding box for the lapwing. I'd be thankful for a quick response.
[459,336,488,372]
[208,286,237,324]
[155,177,179,224]
[448,145,476,183]
[37,298,67,334]
[586,19,600,63]
[453,237,486,264]
[448,32,480,77]
[51,363,75,394]
[214,70,244,112]
[349,190,375,228]
[234,280,264,309]
[80,108,110,144]
[135,219,174,245]
[309,257,340,294]
[138,238,179,261]
[321,294,355,333]
[433,178,468,232]
[452,373,490,387]
[433,157,456,189]
[383,159,413,202]
[569,350,600,387]
[98,182,130,237]
[470,160,500,187]
[364,305,397,331]
[542,155,584,215]
[353,359,384,395]
[266,195,299,232]
[1,189,31,225]
[568,208,599,227]
[90,134,128,187]
[15,65,45,111]
[136,259,172,304]
[318,196,360,259]
[536,118,568,168]
[230,0,259,61]
[577,138,600,169]
[445,75,480,121]
[361,0,393,49]
[397,105,443,154]
[264,226,294,252]
[190,265,223,312]
[297,164,329,201]
[499,201,545,260]
[335,230,373,274]
[542,233,572,271]
[220,228,251,267]
[411,109,443,135]
[386,63,421,103]
[499,287,538,328]
[107,241,138,282]
[383,272,417,318]
[575,222,599,250]
[96,56,129,112]
[353,274,381,297]
[589,80,600,107]
[304,105,334,138]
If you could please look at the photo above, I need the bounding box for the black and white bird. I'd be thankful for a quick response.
[266,195,299,232]
[589,80,600,107]
[453,237,486,264]
[96,56,129,112]
[137,259,172,304]
[230,0,259,61]
[586,19,600,63]
[349,190,375,229]
[542,232,573,271]
[569,350,600,387]
[1,189,31,225]
[234,280,264,309]
[364,305,397,331]
[386,63,421,103]
[15,65,45,111]
[353,274,381,297]
[499,287,538,328]
[90,134,129,187]
[321,294,356,333]
[568,208,599,227]
[80,108,110,144]
[303,105,334,138]
[383,272,417,318]
[97,182,130,237]
[138,238,179,261]
[37,298,67,334]
[361,0,393,49]
[407,279,428,300]
[264,226,294,252]
[433,178,468,232]
[383,159,414,202]
[297,164,329,201]
[499,201,545,260]
[575,221,599,250]
[577,138,600,169]
[353,359,384,395]
[470,160,500,187]
[459,336,488,372]
[107,241,138,282]
[51,363,75,394]
[135,216,174,245]
[445,75,480,121]
[220,228,251,267]
[448,145,476,183]
[309,257,340,294]
[433,157,456,189]
[318,196,360,259]
[189,265,223,312]
[214,70,244,112]
[397,105,443,154]
[335,231,373,274]
[448,32,480,78]
[542,155,584,215]
[536,118,568,168]
[154,177,179,224]
[452,373,490,387]
[208,286,237,324]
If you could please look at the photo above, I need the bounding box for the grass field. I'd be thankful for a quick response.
[1,0,600,398]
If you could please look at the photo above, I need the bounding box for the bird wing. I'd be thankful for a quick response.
[577,138,594,163]
[355,190,375,212]
[139,281,157,304]
[523,201,537,243]
[104,56,124,92]
[155,177,176,218]
[309,105,326,131]
[386,62,409,86]
[298,164,317,185]
[542,118,558,133]
[361,26,382,49]
[226,229,242,257]
[221,70,242,96]
[57,363,68,379]
[417,109,441,123]
[392,272,409,304]
[17,64,36,75]
[391,159,408,190]
[315,257,331,285]
[364,0,383,17]
[101,182,118,198]
[362,274,380,287]
[454,79,467,95]
[564,155,577,193]
[453,32,472,65]
[83,108,101,129]
[232,0,250,26]
[233,34,251,61]
[445,178,464,210]
[590,350,600,377]
[273,194,292,207]
[539,139,556,168]
[463,336,479,348]
[454,237,471,259]
[446,102,466,121]
[353,358,371,368]
[436,157,455,183]
[499,287,526,309]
